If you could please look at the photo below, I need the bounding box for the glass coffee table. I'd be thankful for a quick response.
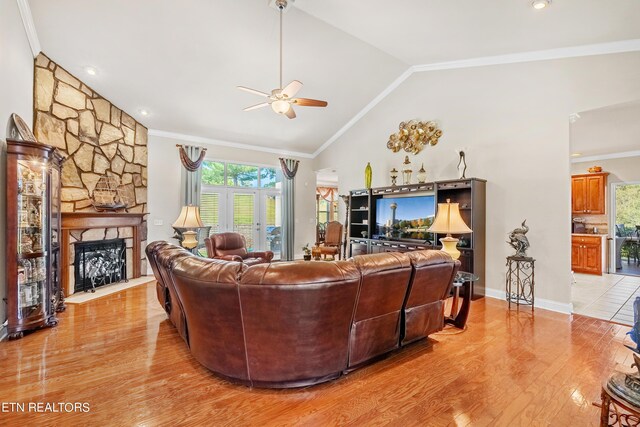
[445,271,479,329]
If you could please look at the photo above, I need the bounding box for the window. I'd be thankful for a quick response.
[201,161,225,186]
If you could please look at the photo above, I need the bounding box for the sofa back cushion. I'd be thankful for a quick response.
[348,252,412,367]
[171,256,249,381]
[239,261,360,386]
[401,251,460,345]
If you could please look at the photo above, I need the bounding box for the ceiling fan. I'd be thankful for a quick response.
[237,0,327,119]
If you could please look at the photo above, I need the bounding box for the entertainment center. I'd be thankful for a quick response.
[348,178,486,298]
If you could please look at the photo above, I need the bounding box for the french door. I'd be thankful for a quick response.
[201,188,281,258]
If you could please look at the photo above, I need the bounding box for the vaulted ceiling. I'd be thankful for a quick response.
[28,0,640,156]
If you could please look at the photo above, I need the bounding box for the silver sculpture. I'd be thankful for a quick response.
[507,220,530,257]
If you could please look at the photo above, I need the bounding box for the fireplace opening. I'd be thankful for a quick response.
[74,238,127,293]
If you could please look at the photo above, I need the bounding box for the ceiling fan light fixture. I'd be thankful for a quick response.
[271,100,291,114]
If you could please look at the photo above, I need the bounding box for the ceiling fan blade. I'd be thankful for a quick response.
[243,102,270,111]
[292,98,328,107]
[284,106,296,119]
[237,86,270,97]
[282,80,303,98]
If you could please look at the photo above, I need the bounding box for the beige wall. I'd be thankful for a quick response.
[147,135,317,257]
[572,157,640,185]
[0,1,35,327]
[313,52,640,311]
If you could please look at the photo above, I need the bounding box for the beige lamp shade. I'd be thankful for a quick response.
[428,199,472,261]
[172,205,204,228]
[428,200,472,236]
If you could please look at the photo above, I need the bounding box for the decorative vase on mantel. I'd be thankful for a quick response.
[364,162,372,189]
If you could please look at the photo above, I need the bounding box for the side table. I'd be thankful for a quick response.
[596,382,640,426]
[505,256,535,310]
[445,271,478,329]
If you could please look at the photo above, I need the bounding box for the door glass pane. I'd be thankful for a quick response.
[17,159,48,318]
[233,193,255,250]
[260,167,278,188]
[201,192,221,234]
[265,194,281,259]
[201,161,225,186]
[227,164,259,187]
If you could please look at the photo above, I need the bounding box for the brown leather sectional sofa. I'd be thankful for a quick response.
[146,241,460,388]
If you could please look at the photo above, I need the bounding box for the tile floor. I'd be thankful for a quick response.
[572,272,640,325]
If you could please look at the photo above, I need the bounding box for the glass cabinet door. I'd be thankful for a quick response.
[16,159,49,320]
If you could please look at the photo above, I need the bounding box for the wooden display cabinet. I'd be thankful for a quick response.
[4,139,64,339]
[571,173,608,215]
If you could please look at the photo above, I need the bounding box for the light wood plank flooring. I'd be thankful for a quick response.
[0,281,633,426]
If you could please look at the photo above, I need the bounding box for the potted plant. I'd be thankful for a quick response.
[302,244,312,261]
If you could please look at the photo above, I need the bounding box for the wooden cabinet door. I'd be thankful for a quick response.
[582,242,602,275]
[571,240,582,271]
[572,176,587,214]
[585,175,605,214]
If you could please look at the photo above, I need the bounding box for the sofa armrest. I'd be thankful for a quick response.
[215,255,244,263]
[247,251,274,262]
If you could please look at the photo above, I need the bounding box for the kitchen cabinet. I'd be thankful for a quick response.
[571,234,603,275]
[571,173,608,215]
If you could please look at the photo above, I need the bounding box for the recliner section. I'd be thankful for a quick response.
[147,241,460,388]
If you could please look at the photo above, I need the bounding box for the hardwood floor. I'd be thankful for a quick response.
[0,281,633,426]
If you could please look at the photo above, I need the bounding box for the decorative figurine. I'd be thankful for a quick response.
[457,150,467,179]
[507,220,530,257]
[417,163,427,184]
[364,162,372,189]
[389,168,398,186]
[402,156,412,185]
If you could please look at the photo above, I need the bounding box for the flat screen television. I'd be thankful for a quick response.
[374,195,436,243]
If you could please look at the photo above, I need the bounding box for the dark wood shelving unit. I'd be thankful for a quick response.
[348,178,486,299]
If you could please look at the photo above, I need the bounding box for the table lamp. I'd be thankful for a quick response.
[172,205,204,249]
[427,198,472,260]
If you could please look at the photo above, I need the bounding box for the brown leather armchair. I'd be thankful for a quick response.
[205,232,274,266]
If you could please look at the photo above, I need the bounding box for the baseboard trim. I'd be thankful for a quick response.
[0,324,7,342]
[484,287,573,315]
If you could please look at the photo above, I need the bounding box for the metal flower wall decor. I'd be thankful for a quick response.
[387,120,443,154]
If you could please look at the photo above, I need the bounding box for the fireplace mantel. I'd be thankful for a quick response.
[60,212,147,296]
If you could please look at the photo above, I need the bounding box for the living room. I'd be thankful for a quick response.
[2,0,640,425]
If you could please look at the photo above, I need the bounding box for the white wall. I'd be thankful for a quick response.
[147,135,317,258]
[314,52,640,311]
[0,0,36,326]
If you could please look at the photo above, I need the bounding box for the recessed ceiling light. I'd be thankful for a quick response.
[532,0,550,10]
[84,66,97,76]
[571,153,582,157]
[139,109,149,116]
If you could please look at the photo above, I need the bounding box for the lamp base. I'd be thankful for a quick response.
[181,230,198,249]
[439,236,461,261]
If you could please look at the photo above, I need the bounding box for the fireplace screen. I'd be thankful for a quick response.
[74,238,127,293]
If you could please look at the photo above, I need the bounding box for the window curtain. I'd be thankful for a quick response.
[178,145,207,206]
[279,158,299,261]
[317,186,337,221]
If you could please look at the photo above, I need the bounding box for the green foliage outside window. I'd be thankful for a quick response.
[616,184,640,230]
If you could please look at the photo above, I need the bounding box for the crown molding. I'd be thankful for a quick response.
[412,39,640,73]
[315,39,640,158]
[571,150,640,164]
[16,0,41,58]
[148,129,315,159]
